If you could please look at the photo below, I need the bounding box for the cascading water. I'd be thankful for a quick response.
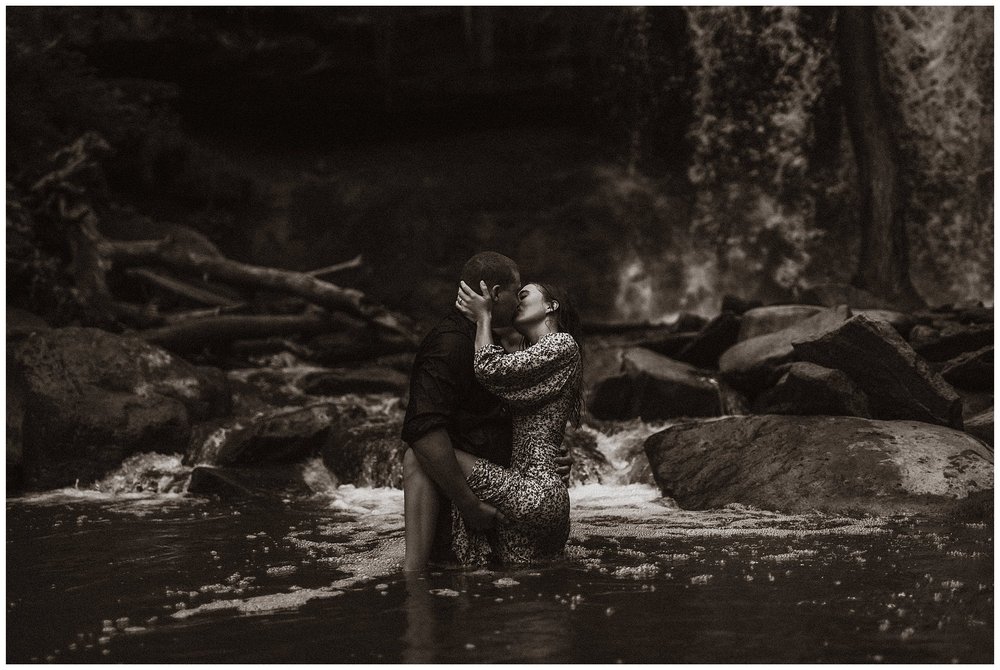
[875,6,993,305]
[608,6,991,322]
[685,6,837,305]
[7,388,993,661]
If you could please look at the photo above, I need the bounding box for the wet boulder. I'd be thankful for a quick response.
[633,332,699,359]
[940,346,992,391]
[964,408,993,448]
[11,327,230,488]
[854,309,915,339]
[792,314,963,429]
[186,402,339,466]
[674,311,741,369]
[720,294,763,315]
[913,323,993,362]
[907,324,941,350]
[188,464,315,499]
[7,308,50,342]
[321,418,405,488]
[644,415,993,515]
[718,305,852,392]
[752,362,871,418]
[588,347,722,421]
[7,381,25,490]
[737,305,824,342]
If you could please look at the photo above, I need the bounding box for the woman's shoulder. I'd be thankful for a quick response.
[538,331,579,353]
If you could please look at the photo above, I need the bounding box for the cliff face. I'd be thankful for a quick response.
[7,7,992,326]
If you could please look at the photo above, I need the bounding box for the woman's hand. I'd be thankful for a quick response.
[460,499,507,531]
[456,280,493,323]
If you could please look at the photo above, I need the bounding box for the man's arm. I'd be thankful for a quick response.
[401,328,499,529]
[409,429,495,528]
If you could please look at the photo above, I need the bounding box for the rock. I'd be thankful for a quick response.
[11,327,230,488]
[720,294,763,315]
[633,332,699,359]
[752,362,871,418]
[226,367,312,407]
[964,408,993,448]
[588,348,722,421]
[957,306,993,325]
[644,415,993,514]
[907,324,940,349]
[673,313,711,332]
[580,345,627,399]
[718,305,852,392]
[913,323,993,362]
[6,309,50,342]
[7,379,25,490]
[675,312,741,369]
[956,389,993,422]
[188,464,313,499]
[299,366,409,396]
[187,402,338,466]
[853,309,915,339]
[737,305,825,342]
[322,419,405,488]
[797,283,904,310]
[940,346,992,391]
[792,314,963,429]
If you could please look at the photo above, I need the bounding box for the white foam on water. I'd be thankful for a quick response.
[12,453,194,506]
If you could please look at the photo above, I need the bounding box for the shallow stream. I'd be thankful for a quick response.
[6,401,993,663]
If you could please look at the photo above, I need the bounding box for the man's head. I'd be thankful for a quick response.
[460,251,521,327]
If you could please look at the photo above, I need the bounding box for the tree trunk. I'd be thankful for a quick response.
[836,7,925,310]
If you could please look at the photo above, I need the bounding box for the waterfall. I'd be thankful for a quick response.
[685,6,837,305]
[875,7,993,305]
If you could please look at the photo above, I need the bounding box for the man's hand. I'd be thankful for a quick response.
[553,452,573,486]
[460,499,507,531]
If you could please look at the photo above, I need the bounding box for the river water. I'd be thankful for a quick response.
[6,399,993,663]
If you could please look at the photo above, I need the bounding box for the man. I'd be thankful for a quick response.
[401,251,571,570]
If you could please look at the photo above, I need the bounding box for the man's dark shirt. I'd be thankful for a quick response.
[401,309,512,468]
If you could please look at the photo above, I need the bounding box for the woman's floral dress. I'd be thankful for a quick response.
[451,332,582,566]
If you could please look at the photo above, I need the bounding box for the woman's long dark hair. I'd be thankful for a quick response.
[535,282,584,427]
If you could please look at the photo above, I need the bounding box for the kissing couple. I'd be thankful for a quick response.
[400,251,584,571]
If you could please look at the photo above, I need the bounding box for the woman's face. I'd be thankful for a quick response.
[513,284,551,326]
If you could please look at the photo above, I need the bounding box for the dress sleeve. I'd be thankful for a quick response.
[473,332,579,407]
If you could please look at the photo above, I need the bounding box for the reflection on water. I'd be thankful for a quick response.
[6,473,993,663]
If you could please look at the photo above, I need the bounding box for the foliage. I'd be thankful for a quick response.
[7,8,257,238]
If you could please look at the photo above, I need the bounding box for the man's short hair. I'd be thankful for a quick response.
[461,252,520,291]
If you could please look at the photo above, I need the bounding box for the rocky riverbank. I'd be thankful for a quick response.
[7,290,994,517]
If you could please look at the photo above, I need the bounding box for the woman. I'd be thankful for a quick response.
[444,279,584,565]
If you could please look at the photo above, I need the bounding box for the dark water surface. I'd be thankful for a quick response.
[6,471,993,663]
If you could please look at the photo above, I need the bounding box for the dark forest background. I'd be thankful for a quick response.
[7,7,993,333]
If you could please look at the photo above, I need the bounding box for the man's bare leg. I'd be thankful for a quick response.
[403,447,441,572]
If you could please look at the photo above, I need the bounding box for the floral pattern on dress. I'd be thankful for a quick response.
[451,332,582,566]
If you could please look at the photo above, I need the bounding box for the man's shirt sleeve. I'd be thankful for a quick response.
[401,329,470,445]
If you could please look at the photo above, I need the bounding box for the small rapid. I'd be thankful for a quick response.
[7,394,992,662]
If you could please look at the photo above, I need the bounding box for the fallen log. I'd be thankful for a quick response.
[125,267,244,307]
[306,254,363,277]
[141,313,348,351]
[161,304,251,324]
[102,238,413,340]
